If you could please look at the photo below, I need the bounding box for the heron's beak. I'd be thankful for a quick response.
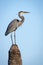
[23,11,30,14]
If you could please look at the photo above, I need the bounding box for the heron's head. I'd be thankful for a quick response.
[19,11,30,16]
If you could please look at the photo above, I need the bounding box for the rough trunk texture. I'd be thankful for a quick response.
[8,44,22,65]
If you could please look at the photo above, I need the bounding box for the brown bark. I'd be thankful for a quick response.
[8,44,22,65]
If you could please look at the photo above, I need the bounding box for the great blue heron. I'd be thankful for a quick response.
[5,11,29,44]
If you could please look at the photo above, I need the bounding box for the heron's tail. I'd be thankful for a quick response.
[5,30,9,36]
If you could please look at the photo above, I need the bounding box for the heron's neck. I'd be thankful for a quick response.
[18,13,24,23]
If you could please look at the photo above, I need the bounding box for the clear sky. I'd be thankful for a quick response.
[0,0,43,65]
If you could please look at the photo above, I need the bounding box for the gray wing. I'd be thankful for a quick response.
[5,19,19,36]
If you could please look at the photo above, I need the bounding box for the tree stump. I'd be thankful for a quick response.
[8,44,22,65]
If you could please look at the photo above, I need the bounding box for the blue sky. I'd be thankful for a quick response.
[0,0,43,65]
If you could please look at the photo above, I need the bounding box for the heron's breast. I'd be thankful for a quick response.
[18,22,22,27]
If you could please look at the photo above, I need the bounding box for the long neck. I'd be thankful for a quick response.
[18,13,24,23]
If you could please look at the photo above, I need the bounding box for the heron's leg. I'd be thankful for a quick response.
[11,33,13,45]
[14,31,16,44]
